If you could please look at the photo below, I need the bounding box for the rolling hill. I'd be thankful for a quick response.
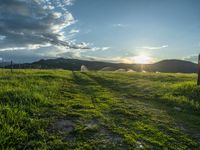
[146,59,198,73]
[5,58,198,73]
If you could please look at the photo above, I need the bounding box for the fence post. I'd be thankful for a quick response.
[197,54,200,85]
[11,60,13,73]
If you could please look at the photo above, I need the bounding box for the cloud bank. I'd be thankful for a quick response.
[0,0,112,63]
[0,0,98,62]
[0,0,83,49]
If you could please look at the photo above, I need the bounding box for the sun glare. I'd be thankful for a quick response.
[133,55,152,64]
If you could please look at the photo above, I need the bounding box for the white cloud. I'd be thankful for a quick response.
[52,12,62,19]
[0,43,51,52]
[0,35,6,40]
[69,29,80,34]
[137,45,168,50]
[112,24,128,27]
[102,47,110,51]
[73,42,91,49]
[63,41,110,53]
[182,54,198,63]
[91,47,110,51]
[0,0,82,51]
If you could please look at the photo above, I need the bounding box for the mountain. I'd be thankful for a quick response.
[6,58,136,71]
[145,59,197,73]
[5,58,198,73]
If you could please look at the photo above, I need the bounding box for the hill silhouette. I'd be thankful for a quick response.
[5,58,197,73]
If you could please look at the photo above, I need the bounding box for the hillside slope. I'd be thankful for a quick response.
[0,70,200,149]
[146,59,197,73]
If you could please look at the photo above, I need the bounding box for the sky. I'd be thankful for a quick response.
[0,0,200,63]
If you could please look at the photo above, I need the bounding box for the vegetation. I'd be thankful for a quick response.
[0,69,200,149]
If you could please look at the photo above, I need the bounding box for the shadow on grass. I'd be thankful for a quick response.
[70,72,200,148]
[82,72,200,144]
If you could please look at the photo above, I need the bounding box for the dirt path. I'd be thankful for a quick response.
[53,72,199,149]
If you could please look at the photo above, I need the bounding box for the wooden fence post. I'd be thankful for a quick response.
[197,54,200,85]
[11,60,13,73]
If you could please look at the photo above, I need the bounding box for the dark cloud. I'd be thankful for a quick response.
[0,0,109,63]
[0,0,87,50]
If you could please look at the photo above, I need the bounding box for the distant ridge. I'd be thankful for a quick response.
[5,58,198,73]
[147,59,197,73]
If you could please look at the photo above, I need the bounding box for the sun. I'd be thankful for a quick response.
[133,55,152,64]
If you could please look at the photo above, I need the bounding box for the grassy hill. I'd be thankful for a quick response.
[0,70,200,149]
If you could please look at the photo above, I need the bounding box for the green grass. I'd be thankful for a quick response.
[0,69,200,149]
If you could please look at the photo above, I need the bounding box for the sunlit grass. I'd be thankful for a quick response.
[0,69,199,149]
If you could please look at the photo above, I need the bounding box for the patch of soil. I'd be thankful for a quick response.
[53,119,74,133]
[99,128,122,142]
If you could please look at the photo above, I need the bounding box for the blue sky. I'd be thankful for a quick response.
[69,0,200,62]
[0,0,200,63]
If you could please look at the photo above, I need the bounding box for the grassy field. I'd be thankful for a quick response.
[0,69,200,149]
